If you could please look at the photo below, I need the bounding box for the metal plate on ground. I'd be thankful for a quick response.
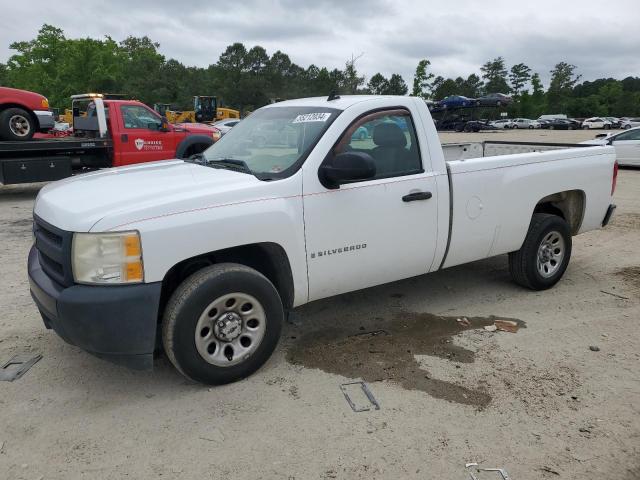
[340,381,380,412]
[0,354,42,381]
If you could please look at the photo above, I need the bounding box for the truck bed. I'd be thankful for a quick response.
[441,143,615,269]
[442,140,596,162]
[0,137,112,185]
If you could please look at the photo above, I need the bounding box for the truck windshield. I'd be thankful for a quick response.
[201,106,340,179]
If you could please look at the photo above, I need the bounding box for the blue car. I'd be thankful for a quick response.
[438,95,475,109]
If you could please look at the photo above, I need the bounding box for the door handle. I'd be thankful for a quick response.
[402,191,432,202]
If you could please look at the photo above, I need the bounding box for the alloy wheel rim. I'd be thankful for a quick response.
[9,114,31,137]
[537,231,565,278]
[194,292,266,367]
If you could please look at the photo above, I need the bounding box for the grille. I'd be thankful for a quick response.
[33,215,74,287]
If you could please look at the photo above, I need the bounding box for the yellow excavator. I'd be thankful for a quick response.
[154,96,240,124]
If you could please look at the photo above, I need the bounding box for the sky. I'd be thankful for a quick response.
[1,0,639,88]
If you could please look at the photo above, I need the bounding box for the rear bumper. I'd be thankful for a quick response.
[28,246,162,370]
[602,204,616,227]
[33,110,55,131]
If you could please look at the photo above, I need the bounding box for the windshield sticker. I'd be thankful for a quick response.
[292,112,331,124]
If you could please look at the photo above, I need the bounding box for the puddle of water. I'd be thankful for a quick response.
[286,312,525,408]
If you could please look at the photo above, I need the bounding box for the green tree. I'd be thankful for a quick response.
[509,63,531,95]
[460,74,483,98]
[367,73,389,94]
[0,63,7,85]
[386,74,408,95]
[547,62,581,112]
[411,59,434,98]
[342,54,365,94]
[433,78,459,99]
[480,57,510,93]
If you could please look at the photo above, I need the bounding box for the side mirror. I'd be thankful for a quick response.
[319,151,376,189]
[160,117,170,132]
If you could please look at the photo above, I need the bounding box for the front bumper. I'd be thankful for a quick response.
[33,110,55,131]
[28,246,162,370]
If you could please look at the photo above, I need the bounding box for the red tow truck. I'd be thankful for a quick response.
[0,93,221,185]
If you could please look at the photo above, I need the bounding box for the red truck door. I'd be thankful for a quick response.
[112,103,178,166]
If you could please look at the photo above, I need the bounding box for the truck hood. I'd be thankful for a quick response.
[34,160,263,232]
[176,122,219,134]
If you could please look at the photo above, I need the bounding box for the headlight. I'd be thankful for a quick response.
[41,98,49,109]
[72,231,143,284]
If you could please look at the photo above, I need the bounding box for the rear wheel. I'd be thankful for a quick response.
[509,214,572,290]
[0,107,35,141]
[162,263,284,385]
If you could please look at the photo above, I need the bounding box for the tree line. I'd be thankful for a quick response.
[1,24,639,118]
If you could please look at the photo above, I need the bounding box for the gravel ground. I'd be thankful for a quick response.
[0,130,638,480]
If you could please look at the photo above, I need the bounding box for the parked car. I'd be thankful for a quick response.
[0,86,55,140]
[621,118,640,129]
[438,95,475,109]
[476,93,513,107]
[604,117,622,129]
[460,120,495,132]
[213,118,241,136]
[511,118,540,129]
[581,126,640,166]
[538,114,567,122]
[582,117,612,129]
[541,119,578,130]
[489,119,514,129]
[28,95,617,383]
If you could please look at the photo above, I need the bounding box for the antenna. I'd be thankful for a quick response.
[327,90,340,101]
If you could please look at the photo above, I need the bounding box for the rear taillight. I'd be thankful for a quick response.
[611,160,618,196]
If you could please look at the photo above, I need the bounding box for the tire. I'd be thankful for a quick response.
[162,263,284,385]
[529,125,534,129]
[624,124,631,130]
[509,213,572,290]
[0,107,35,141]
[582,125,589,129]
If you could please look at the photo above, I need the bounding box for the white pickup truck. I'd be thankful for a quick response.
[28,95,618,384]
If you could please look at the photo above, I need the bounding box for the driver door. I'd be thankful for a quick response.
[302,108,440,301]
[116,104,177,166]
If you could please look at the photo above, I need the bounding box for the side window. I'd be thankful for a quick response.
[335,109,422,179]
[121,105,163,130]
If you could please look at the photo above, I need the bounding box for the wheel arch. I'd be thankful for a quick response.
[175,134,214,159]
[533,189,585,235]
[159,242,295,320]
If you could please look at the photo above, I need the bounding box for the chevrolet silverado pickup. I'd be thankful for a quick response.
[28,95,618,384]
[0,93,220,185]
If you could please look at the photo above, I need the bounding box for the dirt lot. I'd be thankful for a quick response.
[1,130,639,480]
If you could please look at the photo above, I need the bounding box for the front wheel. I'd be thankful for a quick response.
[0,107,35,141]
[162,263,284,384]
[509,213,572,290]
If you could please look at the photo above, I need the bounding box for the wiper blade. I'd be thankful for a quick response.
[206,158,253,175]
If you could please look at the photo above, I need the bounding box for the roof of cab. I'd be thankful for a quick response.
[264,95,402,111]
